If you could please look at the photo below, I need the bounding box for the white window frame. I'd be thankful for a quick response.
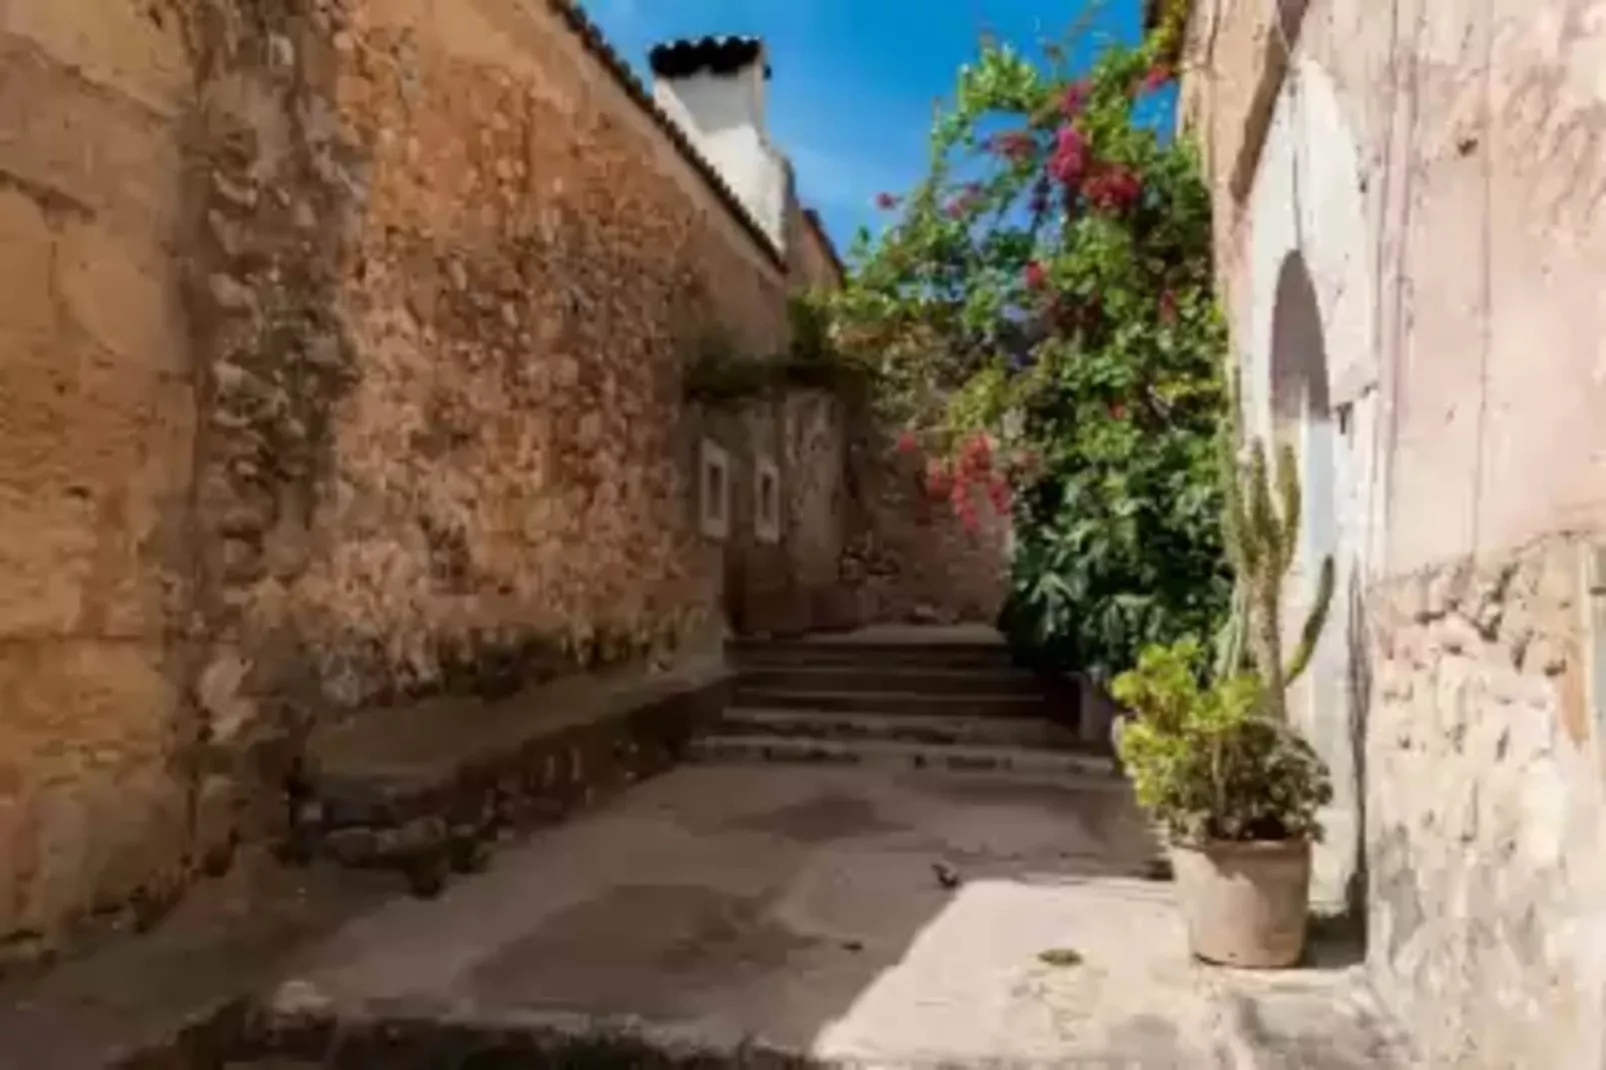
[754,456,781,544]
[698,439,731,541]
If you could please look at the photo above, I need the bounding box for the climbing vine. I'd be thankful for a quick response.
[826,2,1230,679]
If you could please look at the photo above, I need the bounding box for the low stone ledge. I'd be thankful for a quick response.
[283,658,733,895]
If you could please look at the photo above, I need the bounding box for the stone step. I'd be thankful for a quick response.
[731,686,1061,721]
[730,639,1018,671]
[687,733,1120,780]
[738,663,1047,697]
[715,706,1087,750]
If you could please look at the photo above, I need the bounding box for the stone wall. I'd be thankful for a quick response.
[180,0,815,840]
[1368,537,1606,1068]
[199,0,796,710]
[0,0,1001,967]
[840,433,1011,627]
[1184,0,1606,1061]
[0,0,828,963]
[0,2,204,965]
[700,391,850,637]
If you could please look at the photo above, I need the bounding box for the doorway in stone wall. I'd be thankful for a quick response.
[1268,250,1354,913]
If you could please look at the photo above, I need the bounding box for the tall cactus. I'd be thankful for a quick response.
[1213,368,1334,722]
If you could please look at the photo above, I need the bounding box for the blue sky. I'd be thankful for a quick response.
[577,0,1154,254]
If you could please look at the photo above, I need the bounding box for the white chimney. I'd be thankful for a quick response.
[648,35,788,251]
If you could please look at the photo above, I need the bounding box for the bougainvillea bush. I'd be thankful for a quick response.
[826,8,1230,680]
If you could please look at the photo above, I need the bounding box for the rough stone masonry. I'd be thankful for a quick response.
[0,0,1010,969]
[1367,537,1606,1069]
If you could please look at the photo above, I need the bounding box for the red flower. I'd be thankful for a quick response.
[986,476,1012,514]
[1023,260,1048,290]
[990,130,1036,162]
[1060,79,1090,117]
[1047,125,1089,187]
[896,429,919,454]
[1159,290,1178,324]
[875,192,901,210]
[1085,165,1142,212]
[1142,65,1173,93]
[963,432,993,472]
[945,184,983,218]
[925,459,952,497]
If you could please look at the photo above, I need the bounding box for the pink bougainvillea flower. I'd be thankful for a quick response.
[1023,260,1049,290]
[963,432,993,472]
[986,476,1012,514]
[954,492,980,532]
[1085,164,1142,212]
[896,429,919,454]
[945,183,984,219]
[1142,64,1173,93]
[925,458,953,497]
[1047,125,1089,188]
[875,192,901,210]
[990,130,1036,162]
[1060,79,1090,117]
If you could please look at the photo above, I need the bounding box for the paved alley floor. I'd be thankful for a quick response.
[267,764,1242,1066]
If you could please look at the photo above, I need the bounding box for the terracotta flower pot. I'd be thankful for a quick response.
[1169,837,1312,968]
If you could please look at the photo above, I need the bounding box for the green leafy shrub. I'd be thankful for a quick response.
[685,294,871,406]
[1111,638,1332,844]
[826,2,1230,678]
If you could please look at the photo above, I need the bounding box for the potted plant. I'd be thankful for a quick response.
[1112,406,1335,968]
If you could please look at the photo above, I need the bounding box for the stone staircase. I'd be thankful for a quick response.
[691,628,1118,781]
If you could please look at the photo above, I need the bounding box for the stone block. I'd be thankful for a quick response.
[55,216,189,375]
[0,484,96,637]
[0,32,183,229]
[0,343,194,638]
[3,0,193,117]
[0,188,58,345]
[0,640,189,942]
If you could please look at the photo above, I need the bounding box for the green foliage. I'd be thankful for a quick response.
[1212,371,1335,718]
[826,7,1230,679]
[684,293,871,406]
[1111,638,1333,844]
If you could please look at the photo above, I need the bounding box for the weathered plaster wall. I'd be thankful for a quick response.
[0,2,202,960]
[1236,56,1375,914]
[1188,0,1606,1063]
[700,391,849,637]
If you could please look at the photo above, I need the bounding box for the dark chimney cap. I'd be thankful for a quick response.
[648,35,771,80]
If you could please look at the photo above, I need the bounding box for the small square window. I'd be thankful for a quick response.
[706,465,725,520]
[698,439,730,540]
[755,457,781,544]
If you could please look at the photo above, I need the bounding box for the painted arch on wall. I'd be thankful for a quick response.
[1239,54,1376,913]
